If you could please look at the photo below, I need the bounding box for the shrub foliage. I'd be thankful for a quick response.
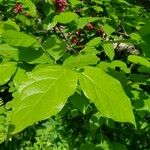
[0,0,150,149]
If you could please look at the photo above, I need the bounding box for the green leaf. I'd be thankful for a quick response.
[53,12,79,24]
[23,0,37,17]
[86,37,101,48]
[79,66,136,126]
[0,62,17,86]
[63,52,99,68]
[111,60,130,73]
[93,0,103,4]
[128,55,150,67]
[2,30,38,47]
[11,66,78,133]
[16,15,31,26]
[13,64,34,88]
[93,6,103,12]
[130,33,141,42]
[138,66,150,73]
[2,19,20,31]
[103,43,115,60]
[68,0,82,7]
[0,44,18,60]
[103,24,115,35]
[42,35,67,61]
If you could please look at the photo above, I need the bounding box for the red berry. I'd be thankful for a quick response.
[86,23,95,31]
[71,36,78,45]
[13,3,23,14]
[54,0,67,12]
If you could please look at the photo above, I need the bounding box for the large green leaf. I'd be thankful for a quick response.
[11,66,78,133]
[0,62,17,85]
[79,66,136,126]
[2,30,38,47]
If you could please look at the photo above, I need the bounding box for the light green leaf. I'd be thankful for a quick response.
[2,19,20,31]
[0,44,18,60]
[0,62,17,85]
[130,33,141,42]
[2,30,38,47]
[103,43,115,60]
[16,15,31,26]
[103,24,115,35]
[68,0,82,7]
[53,12,79,24]
[23,0,37,17]
[63,52,99,68]
[111,60,130,73]
[86,37,101,48]
[42,35,67,61]
[128,55,150,67]
[79,66,136,126]
[93,0,103,4]
[13,64,34,88]
[93,6,103,12]
[11,66,78,133]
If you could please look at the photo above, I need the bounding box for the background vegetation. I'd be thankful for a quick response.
[0,0,150,149]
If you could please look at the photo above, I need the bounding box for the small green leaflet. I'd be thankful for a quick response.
[79,66,136,127]
[103,43,115,60]
[11,66,78,133]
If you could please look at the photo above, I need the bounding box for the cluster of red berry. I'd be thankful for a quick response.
[71,23,95,45]
[71,23,106,45]
[54,0,67,12]
[13,3,23,14]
